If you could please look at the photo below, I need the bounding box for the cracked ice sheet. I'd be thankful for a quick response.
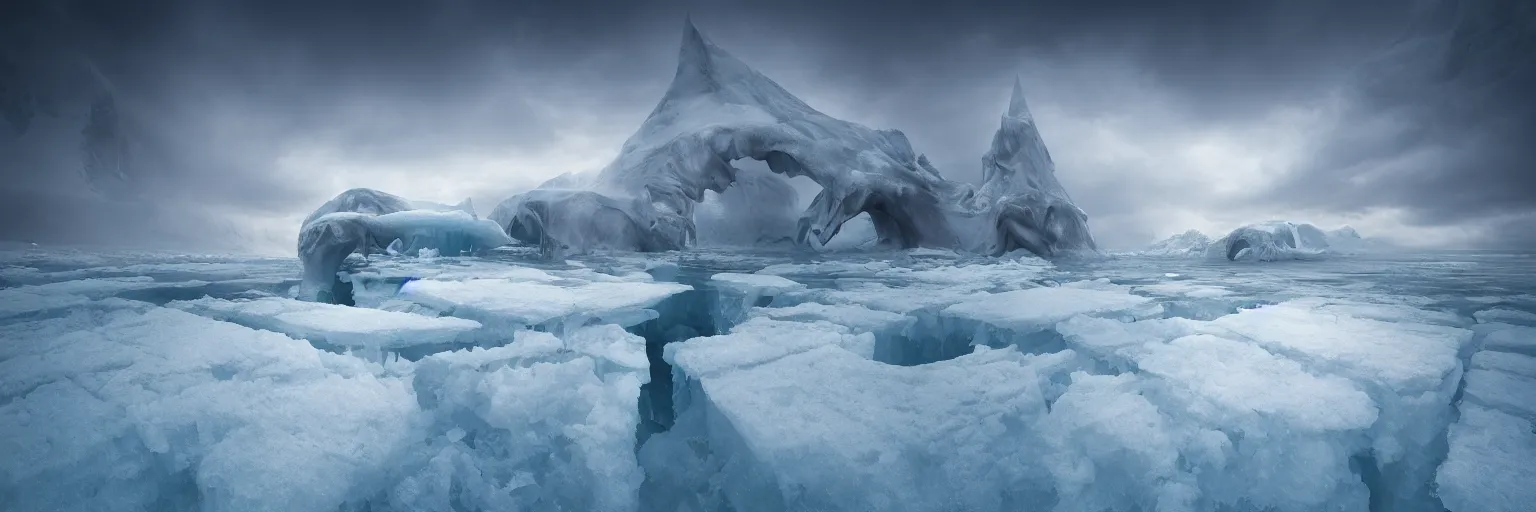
[0,302,417,512]
[1201,300,1472,394]
[666,317,880,378]
[399,277,691,331]
[1196,299,1472,507]
[649,342,1074,512]
[1435,405,1536,512]
[167,296,481,351]
[0,277,211,321]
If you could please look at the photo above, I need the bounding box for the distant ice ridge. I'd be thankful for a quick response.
[1140,222,1394,261]
[1208,221,1331,261]
[488,19,1096,259]
[1139,229,1212,257]
[296,189,512,303]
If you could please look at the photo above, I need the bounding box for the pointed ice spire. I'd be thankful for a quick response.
[1006,76,1034,122]
[654,16,820,118]
[666,16,730,99]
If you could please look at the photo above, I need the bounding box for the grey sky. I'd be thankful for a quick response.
[1,0,1531,253]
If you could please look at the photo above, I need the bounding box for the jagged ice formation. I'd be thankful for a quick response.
[490,20,1097,259]
[296,188,512,303]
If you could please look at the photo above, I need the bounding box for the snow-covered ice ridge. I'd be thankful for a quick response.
[1137,222,1392,261]
[3,243,1534,512]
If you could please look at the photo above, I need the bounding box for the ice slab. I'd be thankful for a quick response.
[666,317,879,378]
[1480,324,1536,356]
[1137,334,1378,432]
[936,284,1159,356]
[645,342,1073,512]
[1435,405,1536,512]
[399,277,691,332]
[1471,350,1536,378]
[747,302,912,337]
[167,296,482,355]
[710,272,805,296]
[0,303,418,512]
[1201,300,1472,508]
[944,284,1155,333]
[1203,301,1471,394]
[1474,307,1536,326]
[1054,315,1203,369]
[1461,368,1536,419]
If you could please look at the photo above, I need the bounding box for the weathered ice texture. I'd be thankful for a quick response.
[490,20,1097,259]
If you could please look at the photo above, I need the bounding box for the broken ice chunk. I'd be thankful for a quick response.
[167,296,482,357]
[1203,301,1471,394]
[1480,323,1536,356]
[1471,350,1536,378]
[1053,315,1202,370]
[644,343,1064,512]
[1136,334,1378,432]
[709,272,806,330]
[933,284,1159,357]
[1461,368,1536,420]
[665,317,877,382]
[1435,405,1536,512]
[399,277,690,333]
[0,305,418,512]
[944,284,1157,334]
[746,302,914,363]
[401,327,648,512]
[1200,300,1472,508]
[1473,307,1536,326]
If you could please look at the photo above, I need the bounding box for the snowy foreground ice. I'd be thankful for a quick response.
[1,243,1534,512]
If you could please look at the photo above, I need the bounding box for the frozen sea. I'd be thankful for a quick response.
[2,243,1533,512]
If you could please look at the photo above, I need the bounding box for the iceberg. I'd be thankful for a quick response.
[489,20,1096,259]
[1140,229,1212,257]
[1207,221,1332,261]
[296,189,514,303]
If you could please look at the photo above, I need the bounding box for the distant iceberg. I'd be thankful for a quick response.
[489,19,1097,259]
[1140,222,1394,261]
[1207,221,1332,261]
[1140,230,1213,257]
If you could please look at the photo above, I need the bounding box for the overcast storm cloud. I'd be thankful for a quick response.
[1,0,1531,253]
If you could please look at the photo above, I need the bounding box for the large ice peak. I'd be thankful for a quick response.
[660,18,820,120]
[1007,76,1033,122]
[489,20,1098,259]
[978,76,1096,256]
